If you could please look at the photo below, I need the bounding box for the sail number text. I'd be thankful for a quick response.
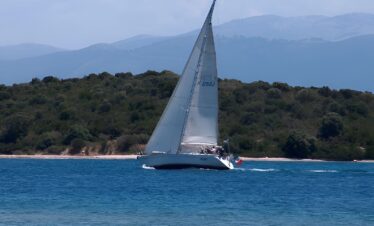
[201,81,216,87]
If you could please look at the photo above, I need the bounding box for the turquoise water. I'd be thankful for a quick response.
[0,159,373,226]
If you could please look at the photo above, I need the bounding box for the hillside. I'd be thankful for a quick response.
[2,13,374,91]
[1,35,374,92]
[0,43,64,60]
[0,71,373,160]
[213,13,374,40]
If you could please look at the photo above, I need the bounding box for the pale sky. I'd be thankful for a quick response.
[2,0,374,49]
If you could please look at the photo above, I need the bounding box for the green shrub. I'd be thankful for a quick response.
[70,139,86,155]
[29,95,47,105]
[318,113,344,139]
[37,131,62,150]
[366,146,374,159]
[117,134,148,152]
[59,111,74,121]
[296,89,316,103]
[282,132,316,159]
[99,101,112,113]
[272,82,290,92]
[0,114,30,143]
[0,91,11,101]
[64,125,92,145]
[266,88,282,99]
[42,76,60,83]
[46,145,66,155]
[318,86,332,97]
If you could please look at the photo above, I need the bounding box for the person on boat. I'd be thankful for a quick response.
[216,146,229,158]
[216,146,223,156]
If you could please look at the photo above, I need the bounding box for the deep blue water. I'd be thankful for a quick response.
[0,160,373,226]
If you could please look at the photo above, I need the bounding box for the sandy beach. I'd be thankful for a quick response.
[0,155,139,160]
[0,155,373,163]
[240,157,326,162]
[240,157,374,163]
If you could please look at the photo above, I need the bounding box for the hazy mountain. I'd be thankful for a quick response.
[3,13,374,60]
[1,13,374,91]
[1,34,374,92]
[112,35,170,50]
[213,13,374,41]
[0,43,64,60]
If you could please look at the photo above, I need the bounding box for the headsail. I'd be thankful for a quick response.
[146,1,218,155]
[181,2,218,150]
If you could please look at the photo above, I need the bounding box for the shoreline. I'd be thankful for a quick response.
[240,157,374,163]
[0,155,139,160]
[0,155,373,163]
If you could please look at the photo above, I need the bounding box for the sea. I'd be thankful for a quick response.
[0,159,373,226]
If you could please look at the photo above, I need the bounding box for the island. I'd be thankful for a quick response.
[0,70,373,161]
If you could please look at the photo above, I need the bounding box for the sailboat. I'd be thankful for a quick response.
[138,0,234,170]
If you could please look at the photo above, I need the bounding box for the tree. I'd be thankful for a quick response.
[0,115,30,143]
[282,132,316,158]
[98,101,112,113]
[36,131,62,150]
[70,139,86,155]
[30,78,41,85]
[29,95,47,105]
[0,91,11,101]
[318,86,332,97]
[296,89,316,103]
[117,134,148,152]
[42,76,60,83]
[59,111,74,121]
[272,82,290,92]
[240,113,257,125]
[318,113,344,139]
[366,145,374,159]
[63,125,92,145]
[267,88,282,99]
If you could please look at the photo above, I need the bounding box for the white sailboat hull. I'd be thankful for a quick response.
[141,1,237,170]
[138,153,234,170]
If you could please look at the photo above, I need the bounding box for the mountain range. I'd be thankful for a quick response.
[1,13,374,92]
[0,43,64,61]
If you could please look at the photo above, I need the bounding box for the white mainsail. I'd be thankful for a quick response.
[146,0,218,155]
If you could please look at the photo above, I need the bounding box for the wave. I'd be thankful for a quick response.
[308,170,338,173]
[142,164,155,170]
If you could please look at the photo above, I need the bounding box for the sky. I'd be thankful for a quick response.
[2,0,374,49]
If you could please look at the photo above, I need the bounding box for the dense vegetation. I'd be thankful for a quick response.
[0,71,373,160]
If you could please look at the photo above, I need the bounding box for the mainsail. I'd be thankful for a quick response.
[146,0,218,154]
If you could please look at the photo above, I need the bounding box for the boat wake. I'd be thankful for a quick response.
[234,168,278,172]
[142,164,155,170]
[234,168,340,173]
[308,170,338,173]
[250,168,278,172]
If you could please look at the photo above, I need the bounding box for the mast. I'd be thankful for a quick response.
[145,0,218,155]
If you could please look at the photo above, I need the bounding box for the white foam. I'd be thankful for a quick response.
[142,164,155,170]
[250,168,278,172]
[233,168,278,172]
[308,170,338,173]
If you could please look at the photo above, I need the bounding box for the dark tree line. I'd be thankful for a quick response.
[0,70,373,160]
